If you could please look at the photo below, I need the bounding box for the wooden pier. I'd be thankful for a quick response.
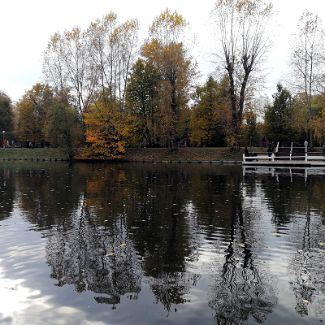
[243,142,325,167]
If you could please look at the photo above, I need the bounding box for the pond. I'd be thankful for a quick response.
[0,162,324,325]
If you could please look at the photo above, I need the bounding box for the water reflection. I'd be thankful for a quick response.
[208,173,277,324]
[0,167,15,221]
[0,163,325,324]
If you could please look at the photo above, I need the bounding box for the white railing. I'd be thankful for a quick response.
[243,151,325,163]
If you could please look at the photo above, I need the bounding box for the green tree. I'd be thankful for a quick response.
[125,58,160,147]
[0,91,13,145]
[190,77,231,147]
[264,84,295,142]
[45,99,83,158]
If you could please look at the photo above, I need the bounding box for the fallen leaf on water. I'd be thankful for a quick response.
[106,252,115,256]
[302,299,309,305]
[319,243,325,246]
[119,243,127,248]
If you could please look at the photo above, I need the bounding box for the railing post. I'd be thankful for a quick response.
[271,153,274,162]
[305,153,308,162]
[243,154,246,162]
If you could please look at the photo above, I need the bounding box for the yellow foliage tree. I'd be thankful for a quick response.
[311,94,325,145]
[141,9,196,150]
[82,99,132,160]
[15,83,53,146]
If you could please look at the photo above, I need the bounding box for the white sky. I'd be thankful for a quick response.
[1,0,325,102]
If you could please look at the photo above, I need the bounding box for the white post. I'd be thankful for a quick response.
[271,153,274,162]
[243,154,246,162]
[275,142,279,153]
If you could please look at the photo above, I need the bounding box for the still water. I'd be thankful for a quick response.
[0,162,324,325]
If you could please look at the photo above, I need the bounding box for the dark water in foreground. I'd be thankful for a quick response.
[0,162,325,325]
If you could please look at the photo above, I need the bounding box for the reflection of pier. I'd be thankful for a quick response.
[243,166,325,182]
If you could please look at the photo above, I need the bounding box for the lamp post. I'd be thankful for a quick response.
[2,130,5,149]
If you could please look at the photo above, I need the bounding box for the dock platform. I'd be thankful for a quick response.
[243,142,325,167]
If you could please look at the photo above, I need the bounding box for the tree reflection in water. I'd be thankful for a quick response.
[259,171,325,320]
[0,165,15,221]
[208,175,277,325]
[46,208,142,307]
[45,166,143,307]
[2,162,325,323]
[44,164,201,311]
[289,200,325,317]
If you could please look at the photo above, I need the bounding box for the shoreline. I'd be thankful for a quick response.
[0,147,245,163]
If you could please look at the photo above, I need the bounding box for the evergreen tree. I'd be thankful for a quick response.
[0,91,13,134]
[264,84,295,142]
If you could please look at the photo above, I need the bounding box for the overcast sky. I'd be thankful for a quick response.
[1,0,325,102]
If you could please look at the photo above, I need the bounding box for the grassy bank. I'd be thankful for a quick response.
[0,148,69,160]
[1,147,322,163]
[0,147,245,163]
[125,147,244,162]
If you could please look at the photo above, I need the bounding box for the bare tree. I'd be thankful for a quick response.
[291,10,325,144]
[86,14,139,107]
[213,0,273,145]
[43,33,67,94]
[43,28,97,114]
[43,13,139,114]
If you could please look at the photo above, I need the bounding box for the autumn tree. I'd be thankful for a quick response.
[213,0,273,145]
[83,97,133,159]
[312,109,325,146]
[142,9,196,150]
[291,10,325,145]
[241,106,259,147]
[190,76,231,146]
[15,83,54,146]
[293,93,325,146]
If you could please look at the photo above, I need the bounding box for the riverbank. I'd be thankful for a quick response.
[0,148,69,161]
[124,147,243,163]
[0,147,244,163]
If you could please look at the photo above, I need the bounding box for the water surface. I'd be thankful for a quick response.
[0,162,324,325]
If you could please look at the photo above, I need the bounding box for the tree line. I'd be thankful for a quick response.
[1,1,325,158]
